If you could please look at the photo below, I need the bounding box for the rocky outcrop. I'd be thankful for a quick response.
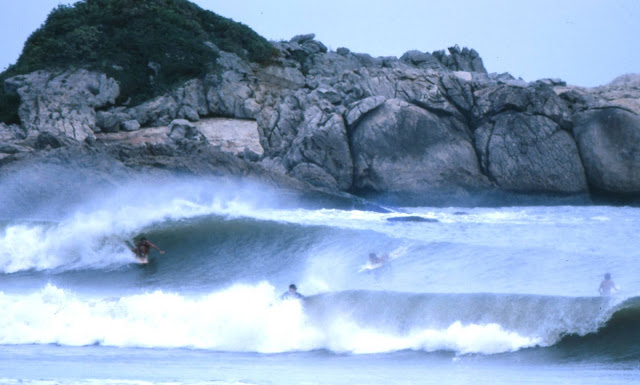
[351,99,488,193]
[285,107,352,190]
[556,74,640,195]
[5,69,119,142]
[573,108,640,194]
[168,119,207,143]
[470,81,587,193]
[475,112,587,193]
[2,33,640,203]
[401,45,486,73]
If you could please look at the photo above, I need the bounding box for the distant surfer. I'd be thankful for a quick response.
[280,284,304,300]
[131,237,165,264]
[599,273,618,296]
[369,252,389,265]
[367,252,391,282]
[358,246,407,276]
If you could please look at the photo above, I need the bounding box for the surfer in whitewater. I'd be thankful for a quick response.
[599,273,618,296]
[280,284,304,300]
[131,237,165,264]
[368,252,391,282]
[369,252,389,265]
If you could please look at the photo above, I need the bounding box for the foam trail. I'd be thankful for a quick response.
[321,319,539,355]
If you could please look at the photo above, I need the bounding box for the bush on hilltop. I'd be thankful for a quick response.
[0,0,278,124]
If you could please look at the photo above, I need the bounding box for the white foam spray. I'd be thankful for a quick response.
[0,178,285,272]
[0,283,542,355]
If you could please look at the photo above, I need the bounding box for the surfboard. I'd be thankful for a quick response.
[358,245,408,272]
[358,261,384,272]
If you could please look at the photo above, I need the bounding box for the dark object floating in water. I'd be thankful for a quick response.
[387,216,438,223]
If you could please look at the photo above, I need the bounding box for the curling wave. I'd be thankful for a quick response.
[1,284,636,359]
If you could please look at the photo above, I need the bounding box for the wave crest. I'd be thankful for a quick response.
[3,285,637,357]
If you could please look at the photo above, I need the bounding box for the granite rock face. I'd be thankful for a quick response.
[285,106,352,190]
[557,73,640,195]
[5,69,119,142]
[475,112,587,193]
[2,34,640,201]
[351,98,488,193]
[573,108,640,194]
[168,119,207,143]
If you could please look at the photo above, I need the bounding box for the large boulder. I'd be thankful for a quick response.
[168,119,207,143]
[285,107,353,190]
[350,98,488,194]
[573,108,640,194]
[96,107,131,133]
[121,120,141,132]
[174,79,209,121]
[5,69,119,141]
[475,112,587,193]
[129,95,180,127]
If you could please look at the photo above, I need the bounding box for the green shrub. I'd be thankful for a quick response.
[0,0,278,123]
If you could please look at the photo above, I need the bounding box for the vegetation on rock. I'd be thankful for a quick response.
[0,0,278,124]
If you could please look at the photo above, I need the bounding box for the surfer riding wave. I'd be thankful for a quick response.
[130,237,164,264]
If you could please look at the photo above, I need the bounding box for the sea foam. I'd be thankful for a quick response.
[0,283,542,355]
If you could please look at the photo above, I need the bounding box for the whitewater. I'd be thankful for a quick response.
[1,174,640,384]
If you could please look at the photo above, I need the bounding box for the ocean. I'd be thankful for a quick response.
[1,175,639,385]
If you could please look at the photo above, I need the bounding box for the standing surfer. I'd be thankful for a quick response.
[131,237,165,264]
[368,252,391,282]
[369,252,389,265]
[599,273,618,296]
[280,284,304,300]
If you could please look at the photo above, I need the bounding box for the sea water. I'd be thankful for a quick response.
[1,175,639,384]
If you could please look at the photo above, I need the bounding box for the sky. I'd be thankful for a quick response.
[1,0,638,87]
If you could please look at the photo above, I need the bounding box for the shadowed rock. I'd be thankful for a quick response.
[5,70,119,141]
[350,98,489,194]
[475,112,587,193]
[573,108,640,194]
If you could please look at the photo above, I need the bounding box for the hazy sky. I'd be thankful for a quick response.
[1,0,638,87]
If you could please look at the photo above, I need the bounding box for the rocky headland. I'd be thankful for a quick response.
[1,10,639,206]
